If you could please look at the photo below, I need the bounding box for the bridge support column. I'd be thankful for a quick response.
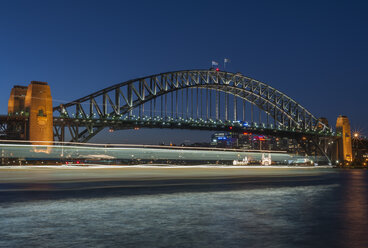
[7,85,28,139]
[225,92,228,120]
[251,103,254,123]
[335,115,353,164]
[216,90,219,120]
[242,99,245,121]
[24,81,53,147]
[233,94,237,121]
[8,82,53,148]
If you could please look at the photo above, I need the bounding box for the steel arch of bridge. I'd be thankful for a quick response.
[53,69,330,142]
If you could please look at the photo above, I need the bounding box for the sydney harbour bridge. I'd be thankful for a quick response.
[0,69,350,164]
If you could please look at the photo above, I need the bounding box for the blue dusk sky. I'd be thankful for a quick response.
[0,0,367,144]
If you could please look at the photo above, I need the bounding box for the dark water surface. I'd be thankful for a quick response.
[0,169,367,248]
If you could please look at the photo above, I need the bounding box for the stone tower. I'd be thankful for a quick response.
[24,81,53,145]
[7,85,28,139]
[8,85,28,114]
[336,115,353,163]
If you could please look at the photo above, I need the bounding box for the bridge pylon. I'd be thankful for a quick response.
[7,81,53,147]
[25,81,53,146]
[7,85,28,139]
[335,115,353,164]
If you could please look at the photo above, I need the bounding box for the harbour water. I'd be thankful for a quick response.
[0,167,367,248]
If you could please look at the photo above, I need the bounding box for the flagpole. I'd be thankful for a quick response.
[224,58,229,71]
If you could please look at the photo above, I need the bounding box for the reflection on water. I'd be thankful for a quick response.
[0,170,367,248]
[340,170,368,248]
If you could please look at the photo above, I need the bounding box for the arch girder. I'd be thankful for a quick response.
[53,69,328,142]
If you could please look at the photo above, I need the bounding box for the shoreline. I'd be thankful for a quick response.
[0,164,334,169]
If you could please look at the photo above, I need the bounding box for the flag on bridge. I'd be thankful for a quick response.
[212,61,219,67]
[224,58,230,69]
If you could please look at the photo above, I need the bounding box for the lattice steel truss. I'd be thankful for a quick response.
[0,115,28,140]
[53,69,331,142]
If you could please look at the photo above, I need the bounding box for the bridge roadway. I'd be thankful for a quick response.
[0,114,335,141]
[53,116,334,138]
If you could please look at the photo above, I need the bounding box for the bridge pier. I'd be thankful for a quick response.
[8,81,53,148]
[7,85,28,139]
[25,81,53,145]
[334,115,353,165]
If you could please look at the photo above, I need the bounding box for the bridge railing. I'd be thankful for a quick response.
[53,115,335,137]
